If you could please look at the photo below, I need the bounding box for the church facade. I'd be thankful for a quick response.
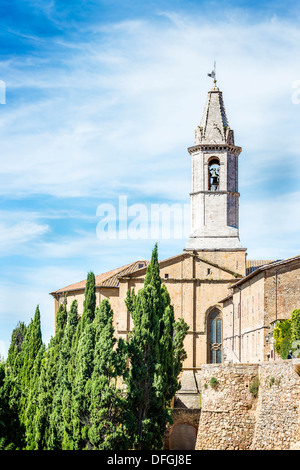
[50,81,300,384]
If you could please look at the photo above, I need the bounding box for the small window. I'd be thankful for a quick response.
[165,273,169,279]
[138,263,144,269]
[207,268,211,275]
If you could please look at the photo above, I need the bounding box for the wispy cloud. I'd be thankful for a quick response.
[0,221,49,255]
[1,11,300,202]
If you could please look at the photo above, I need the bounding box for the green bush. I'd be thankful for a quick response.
[249,376,260,398]
[291,309,300,343]
[274,319,291,357]
[274,310,300,359]
[209,377,219,389]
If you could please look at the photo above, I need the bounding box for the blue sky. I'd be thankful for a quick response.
[1,0,300,357]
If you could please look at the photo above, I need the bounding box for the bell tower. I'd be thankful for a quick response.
[185,77,244,252]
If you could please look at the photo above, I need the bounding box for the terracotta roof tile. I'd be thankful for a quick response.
[51,260,149,295]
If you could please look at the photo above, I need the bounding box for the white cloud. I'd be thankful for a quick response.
[0,221,49,255]
[1,12,299,203]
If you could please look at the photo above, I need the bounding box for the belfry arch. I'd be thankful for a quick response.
[208,157,220,191]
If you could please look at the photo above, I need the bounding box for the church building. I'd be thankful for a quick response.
[50,77,300,404]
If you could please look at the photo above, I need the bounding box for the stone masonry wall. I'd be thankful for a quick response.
[194,360,300,450]
[250,360,300,450]
[196,364,259,450]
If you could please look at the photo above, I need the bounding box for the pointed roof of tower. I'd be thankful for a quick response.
[195,85,235,146]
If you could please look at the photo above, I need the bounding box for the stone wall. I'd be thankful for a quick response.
[222,271,266,364]
[194,360,300,450]
[195,363,258,450]
[250,360,300,450]
[164,409,201,450]
[264,260,300,326]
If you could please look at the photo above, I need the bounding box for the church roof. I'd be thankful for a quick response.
[246,259,279,275]
[50,252,193,296]
[50,260,149,295]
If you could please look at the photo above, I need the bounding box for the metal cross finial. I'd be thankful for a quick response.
[207,61,217,86]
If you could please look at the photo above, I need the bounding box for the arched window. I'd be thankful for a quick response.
[208,158,220,191]
[208,308,222,363]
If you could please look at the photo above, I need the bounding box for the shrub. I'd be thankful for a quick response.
[209,377,219,389]
[273,319,291,358]
[250,376,260,398]
[268,377,275,387]
[291,309,300,344]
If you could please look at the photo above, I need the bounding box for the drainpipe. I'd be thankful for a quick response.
[237,285,242,363]
[275,270,278,323]
[273,269,278,361]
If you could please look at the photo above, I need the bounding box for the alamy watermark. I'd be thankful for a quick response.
[96,196,191,240]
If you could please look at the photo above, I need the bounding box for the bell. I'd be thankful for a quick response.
[210,168,219,191]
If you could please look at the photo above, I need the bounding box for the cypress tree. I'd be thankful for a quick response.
[88,300,128,450]
[23,344,46,449]
[0,360,14,449]
[125,244,189,450]
[4,322,27,448]
[74,271,96,347]
[48,300,79,449]
[72,321,96,449]
[19,307,43,446]
[31,303,67,449]
[70,273,97,449]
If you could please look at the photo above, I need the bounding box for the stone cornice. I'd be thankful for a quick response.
[190,190,240,197]
[188,143,242,155]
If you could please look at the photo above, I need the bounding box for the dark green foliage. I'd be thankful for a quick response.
[24,344,46,449]
[3,309,43,449]
[87,300,129,450]
[48,300,79,449]
[250,376,260,398]
[29,303,67,449]
[124,244,189,450]
[209,377,219,389]
[6,322,27,369]
[0,247,188,450]
[274,309,300,359]
[291,309,300,343]
[0,362,10,448]
[274,319,291,357]
[76,271,96,341]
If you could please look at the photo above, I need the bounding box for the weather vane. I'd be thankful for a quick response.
[207,62,217,86]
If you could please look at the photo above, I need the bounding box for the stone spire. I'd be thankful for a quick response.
[185,82,244,252]
[194,85,235,146]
